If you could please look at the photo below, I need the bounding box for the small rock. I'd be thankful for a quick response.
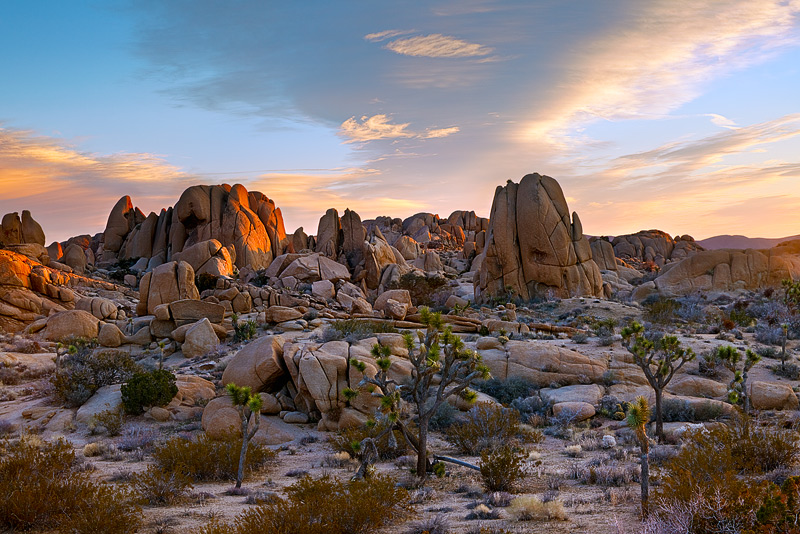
[283,411,310,424]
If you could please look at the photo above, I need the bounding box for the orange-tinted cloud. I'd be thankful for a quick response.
[0,127,197,242]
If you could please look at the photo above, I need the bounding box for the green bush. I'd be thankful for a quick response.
[643,296,681,324]
[121,368,178,415]
[0,436,141,532]
[51,345,140,407]
[661,397,723,423]
[480,446,529,493]
[233,313,258,342]
[198,473,412,534]
[322,319,399,342]
[153,434,276,482]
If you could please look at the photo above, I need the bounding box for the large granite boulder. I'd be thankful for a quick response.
[475,174,603,301]
[136,261,200,316]
[42,310,100,342]
[222,335,287,391]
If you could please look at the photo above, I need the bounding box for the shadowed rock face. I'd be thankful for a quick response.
[101,184,287,271]
[476,173,603,301]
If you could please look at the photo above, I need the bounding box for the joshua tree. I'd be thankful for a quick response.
[627,396,650,519]
[351,307,490,481]
[716,345,760,414]
[226,383,262,488]
[621,321,695,443]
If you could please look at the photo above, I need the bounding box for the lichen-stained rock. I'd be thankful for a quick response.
[222,335,287,391]
[476,174,603,301]
[136,260,199,316]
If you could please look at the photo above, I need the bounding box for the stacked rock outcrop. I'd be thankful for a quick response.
[475,173,604,301]
[609,230,703,269]
[92,184,288,274]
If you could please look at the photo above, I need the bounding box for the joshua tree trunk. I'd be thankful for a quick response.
[236,414,249,489]
[416,422,429,479]
[654,389,664,443]
[640,449,649,519]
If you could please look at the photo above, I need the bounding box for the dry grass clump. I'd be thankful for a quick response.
[448,403,538,455]
[0,435,140,532]
[507,495,567,522]
[199,473,412,534]
[152,434,276,482]
[130,465,193,506]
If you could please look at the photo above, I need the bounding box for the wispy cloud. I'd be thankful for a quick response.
[364,29,414,43]
[523,0,800,143]
[338,114,459,143]
[0,127,196,241]
[384,33,494,58]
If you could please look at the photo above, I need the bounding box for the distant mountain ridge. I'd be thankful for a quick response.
[698,234,800,250]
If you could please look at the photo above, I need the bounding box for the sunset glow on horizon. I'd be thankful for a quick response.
[1,1,799,243]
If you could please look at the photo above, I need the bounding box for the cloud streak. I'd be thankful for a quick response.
[382,33,494,58]
[0,127,197,242]
[338,114,459,143]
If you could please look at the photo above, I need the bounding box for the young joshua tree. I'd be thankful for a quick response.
[627,396,650,519]
[351,307,490,481]
[716,345,760,414]
[621,321,695,443]
[226,383,262,488]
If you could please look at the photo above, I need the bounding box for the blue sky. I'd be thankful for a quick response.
[1,0,799,242]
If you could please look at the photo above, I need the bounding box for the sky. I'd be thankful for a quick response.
[1,0,799,243]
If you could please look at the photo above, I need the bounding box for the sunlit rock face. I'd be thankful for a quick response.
[99,183,287,271]
[475,173,603,301]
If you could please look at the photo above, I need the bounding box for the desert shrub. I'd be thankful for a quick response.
[198,473,412,534]
[643,296,681,324]
[232,313,258,342]
[773,362,800,380]
[323,319,399,342]
[51,345,139,407]
[571,331,588,344]
[0,436,140,532]
[90,408,125,436]
[448,403,532,455]
[756,324,786,346]
[196,272,219,292]
[661,397,723,423]
[152,434,276,482]
[479,446,529,493]
[486,491,513,507]
[429,401,460,431]
[578,463,637,486]
[390,272,448,307]
[728,303,755,327]
[697,350,721,377]
[329,421,410,460]
[117,424,160,451]
[130,465,193,506]
[507,495,567,521]
[406,514,450,534]
[475,377,536,405]
[654,416,799,531]
[675,295,707,323]
[121,368,178,415]
[465,503,500,520]
[757,346,781,359]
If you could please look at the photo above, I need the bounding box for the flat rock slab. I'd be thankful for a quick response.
[171,299,225,327]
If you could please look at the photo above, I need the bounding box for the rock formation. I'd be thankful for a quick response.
[610,230,703,269]
[475,173,603,301]
[95,184,287,273]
